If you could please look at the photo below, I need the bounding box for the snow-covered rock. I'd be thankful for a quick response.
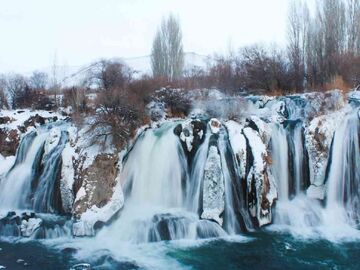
[243,127,277,226]
[73,152,124,236]
[60,142,77,213]
[201,146,225,225]
[304,111,345,186]
[209,118,221,134]
[20,218,42,237]
[225,120,247,179]
[179,119,195,152]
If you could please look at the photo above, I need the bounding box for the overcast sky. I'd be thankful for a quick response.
[0,0,296,74]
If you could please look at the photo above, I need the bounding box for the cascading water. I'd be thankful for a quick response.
[270,123,290,201]
[218,129,252,233]
[325,111,360,227]
[0,123,73,240]
[97,122,229,244]
[0,131,48,211]
[185,128,210,213]
[32,130,69,213]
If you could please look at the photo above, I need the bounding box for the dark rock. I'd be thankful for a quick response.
[61,247,78,255]
[0,128,20,156]
[6,211,16,218]
[0,116,11,125]
[173,123,182,136]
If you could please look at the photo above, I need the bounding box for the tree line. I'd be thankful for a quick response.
[151,0,360,94]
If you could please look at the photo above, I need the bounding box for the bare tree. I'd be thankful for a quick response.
[151,14,184,81]
[346,0,360,55]
[5,74,29,109]
[86,59,133,91]
[29,71,48,90]
[287,0,309,91]
[318,0,347,81]
[0,76,8,109]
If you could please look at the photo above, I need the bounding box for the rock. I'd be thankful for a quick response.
[0,128,20,157]
[73,153,124,237]
[177,119,205,153]
[175,119,206,163]
[209,118,221,134]
[20,218,42,237]
[74,154,119,216]
[225,120,247,179]
[0,116,12,125]
[201,146,225,225]
[243,127,277,227]
[305,112,344,186]
[23,114,45,128]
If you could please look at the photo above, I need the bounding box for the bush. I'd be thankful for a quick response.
[153,88,192,117]
[89,87,145,149]
[63,87,88,113]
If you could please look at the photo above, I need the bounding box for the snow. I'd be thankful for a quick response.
[76,123,115,170]
[75,187,86,202]
[0,154,15,176]
[43,127,61,155]
[225,120,247,179]
[0,109,64,131]
[243,127,266,173]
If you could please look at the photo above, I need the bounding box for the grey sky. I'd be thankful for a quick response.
[0,0,293,74]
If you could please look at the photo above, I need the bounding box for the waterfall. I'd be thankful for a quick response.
[286,120,308,196]
[185,129,210,213]
[0,132,47,211]
[218,129,252,233]
[97,122,226,243]
[326,112,360,226]
[32,130,69,213]
[0,125,69,214]
[270,123,290,201]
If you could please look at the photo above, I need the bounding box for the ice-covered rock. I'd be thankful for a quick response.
[201,146,225,225]
[20,218,42,237]
[304,111,345,186]
[179,119,195,152]
[225,120,247,179]
[174,119,206,158]
[243,127,277,226]
[60,143,77,213]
